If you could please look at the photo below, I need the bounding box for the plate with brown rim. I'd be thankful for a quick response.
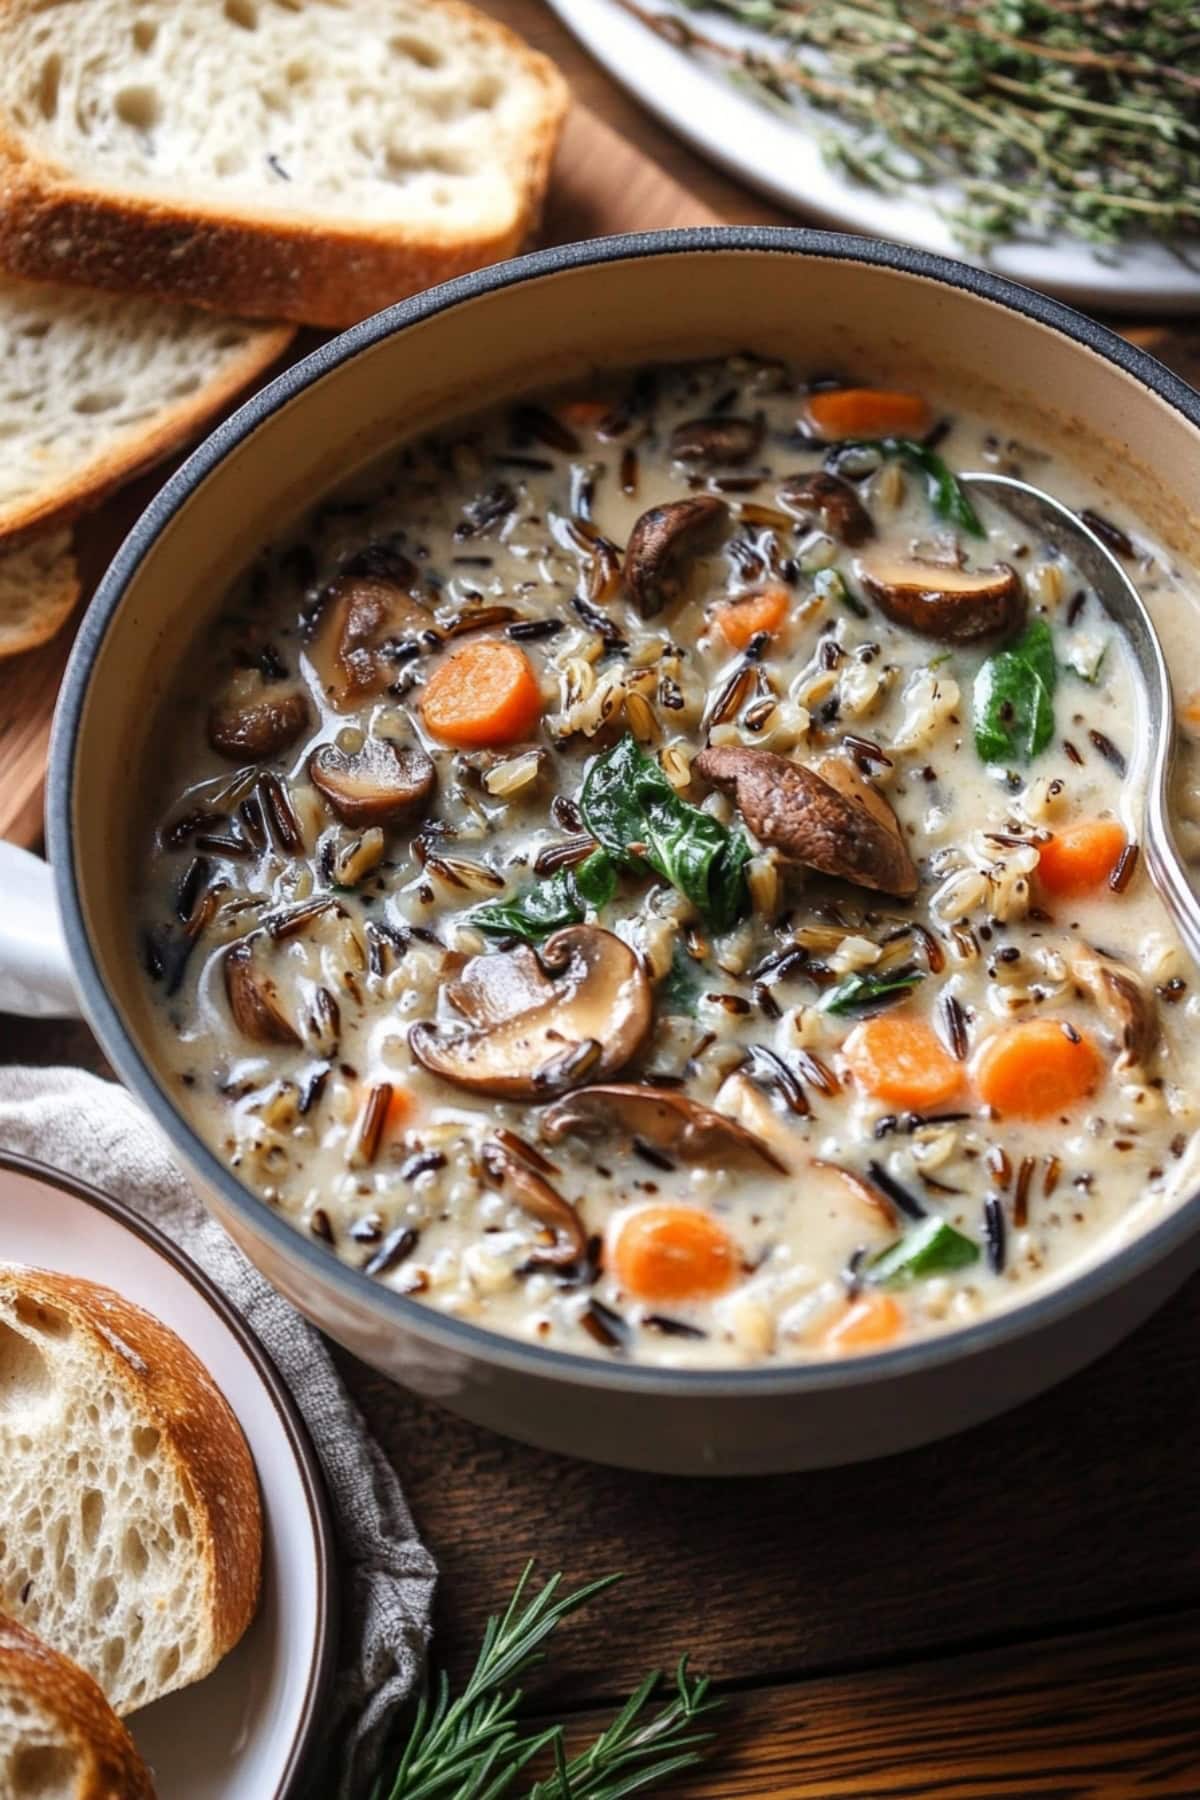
[0,1150,338,1798]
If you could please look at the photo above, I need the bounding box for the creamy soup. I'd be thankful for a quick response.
[137,356,1200,1366]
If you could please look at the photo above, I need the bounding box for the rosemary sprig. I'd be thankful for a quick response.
[616,0,1200,251]
[372,1564,721,1800]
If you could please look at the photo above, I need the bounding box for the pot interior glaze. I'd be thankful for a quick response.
[48,232,1200,1468]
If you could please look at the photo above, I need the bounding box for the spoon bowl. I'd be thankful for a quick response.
[962,470,1200,966]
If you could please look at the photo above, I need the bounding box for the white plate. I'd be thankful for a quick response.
[549,0,1200,315]
[0,1153,337,1799]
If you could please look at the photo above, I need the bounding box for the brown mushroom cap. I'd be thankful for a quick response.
[669,415,765,467]
[308,737,435,829]
[694,745,919,898]
[311,574,432,709]
[479,1138,588,1269]
[857,554,1024,641]
[622,495,728,617]
[778,471,874,546]
[446,943,556,1027]
[541,1084,786,1172]
[207,677,309,762]
[1072,947,1159,1068]
[409,926,653,1100]
[223,938,300,1045]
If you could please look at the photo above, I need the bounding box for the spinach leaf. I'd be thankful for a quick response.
[659,941,702,1017]
[472,848,617,943]
[868,1216,981,1286]
[580,735,750,931]
[973,619,1058,765]
[829,438,983,536]
[822,969,925,1015]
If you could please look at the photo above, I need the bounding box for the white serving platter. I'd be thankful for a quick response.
[549,0,1200,315]
[0,1154,338,1799]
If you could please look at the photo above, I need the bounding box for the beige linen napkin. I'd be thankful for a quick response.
[0,1063,435,1798]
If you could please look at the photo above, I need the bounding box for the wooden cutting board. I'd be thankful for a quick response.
[0,107,717,849]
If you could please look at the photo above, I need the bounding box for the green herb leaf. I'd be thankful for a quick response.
[822,969,925,1015]
[973,620,1058,765]
[881,439,984,537]
[374,1564,721,1800]
[868,1217,981,1286]
[813,565,868,619]
[472,851,617,943]
[580,734,750,931]
[659,941,702,1017]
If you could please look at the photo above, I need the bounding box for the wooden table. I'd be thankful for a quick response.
[7,4,1200,1793]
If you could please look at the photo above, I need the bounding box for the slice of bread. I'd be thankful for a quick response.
[0,533,78,660]
[0,0,569,329]
[0,1268,262,1716]
[0,1615,156,1800]
[0,272,293,549]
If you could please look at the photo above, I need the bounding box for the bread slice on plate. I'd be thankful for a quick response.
[0,532,78,660]
[0,1268,262,1716]
[0,273,293,549]
[0,1614,156,1800]
[0,0,569,328]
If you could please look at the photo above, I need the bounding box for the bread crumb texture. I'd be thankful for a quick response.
[0,1270,262,1717]
[0,273,291,542]
[0,1614,156,1799]
[0,533,77,659]
[0,0,558,226]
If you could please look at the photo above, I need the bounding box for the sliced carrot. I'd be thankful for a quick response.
[822,1292,904,1352]
[1184,692,1200,731]
[1036,820,1127,899]
[612,1206,737,1304]
[421,638,542,749]
[712,584,790,651]
[804,387,930,442]
[842,1014,964,1111]
[973,1019,1103,1120]
[384,1085,414,1135]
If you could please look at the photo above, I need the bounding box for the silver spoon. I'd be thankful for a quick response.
[961,471,1200,967]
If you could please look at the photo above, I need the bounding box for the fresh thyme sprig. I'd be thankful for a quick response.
[615,0,1200,252]
[372,1564,721,1800]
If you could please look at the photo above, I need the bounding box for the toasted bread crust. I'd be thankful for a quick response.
[0,1615,157,1800]
[0,4,568,328]
[0,536,79,659]
[0,301,294,551]
[0,1270,263,1700]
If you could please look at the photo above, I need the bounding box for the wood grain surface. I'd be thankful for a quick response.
[5,2,1200,1794]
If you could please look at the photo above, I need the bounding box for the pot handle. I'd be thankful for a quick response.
[0,842,81,1018]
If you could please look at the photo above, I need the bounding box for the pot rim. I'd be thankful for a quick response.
[49,225,1200,1399]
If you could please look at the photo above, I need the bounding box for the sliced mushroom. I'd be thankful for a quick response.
[308,737,435,829]
[778,472,874,546]
[409,926,653,1099]
[693,745,918,898]
[479,1137,587,1269]
[623,495,728,617]
[207,673,309,762]
[1072,947,1159,1068]
[857,554,1024,641]
[446,944,556,1027]
[311,574,432,709]
[669,415,764,468]
[223,938,300,1046]
[541,1084,786,1172]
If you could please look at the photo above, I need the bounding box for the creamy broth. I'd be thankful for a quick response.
[137,357,1200,1366]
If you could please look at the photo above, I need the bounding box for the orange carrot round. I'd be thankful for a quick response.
[612,1206,737,1304]
[973,1019,1102,1120]
[842,1014,964,1111]
[559,399,611,432]
[421,638,542,749]
[804,388,930,442]
[823,1292,904,1352]
[712,584,790,650]
[1036,820,1128,898]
